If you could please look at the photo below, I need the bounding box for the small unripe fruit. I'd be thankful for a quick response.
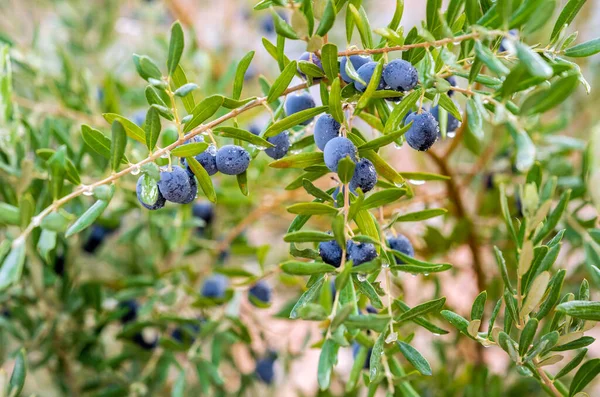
[382,59,419,92]
[350,158,377,194]
[216,145,251,175]
[136,175,166,210]
[297,52,324,80]
[323,137,357,172]
[404,111,439,151]
[265,131,291,160]
[319,240,343,267]
[157,166,194,204]
[201,274,228,298]
[387,234,414,264]
[347,240,378,266]
[431,105,460,133]
[249,280,272,304]
[354,62,386,92]
[284,93,316,125]
[314,114,341,151]
[340,55,370,83]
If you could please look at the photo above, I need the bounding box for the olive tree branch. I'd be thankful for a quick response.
[337,30,506,57]
[13,82,310,248]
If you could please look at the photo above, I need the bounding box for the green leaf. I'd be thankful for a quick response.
[0,203,19,226]
[283,231,335,243]
[65,199,111,238]
[102,114,146,144]
[8,348,26,396]
[321,43,338,82]
[370,330,385,382]
[110,121,127,172]
[214,126,274,148]
[356,59,384,111]
[556,348,588,379]
[348,5,374,49]
[172,65,196,113]
[281,261,336,275]
[337,156,356,184]
[556,300,600,321]
[267,61,298,103]
[183,95,224,133]
[172,370,186,397]
[564,38,600,57]
[0,242,25,291]
[520,73,579,115]
[358,124,412,151]
[167,21,184,75]
[389,251,452,273]
[171,142,208,157]
[318,339,339,390]
[521,271,550,317]
[398,342,432,376]
[329,78,344,124]
[441,310,471,336]
[270,152,324,169]
[144,107,161,152]
[384,88,421,133]
[361,188,406,210]
[569,358,600,397]
[233,51,255,100]
[533,189,571,244]
[174,83,198,97]
[134,54,162,81]
[471,291,487,321]
[398,171,449,181]
[516,42,553,78]
[186,156,217,203]
[360,150,403,184]
[287,202,337,215]
[265,106,328,137]
[81,124,112,159]
[551,0,586,42]
[316,0,336,36]
[474,41,510,75]
[387,208,447,225]
[272,8,299,39]
[290,275,324,319]
[519,318,539,356]
[395,297,446,323]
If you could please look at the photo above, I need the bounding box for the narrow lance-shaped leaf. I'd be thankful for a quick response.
[233,51,255,100]
[8,348,26,396]
[550,0,586,42]
[186,156,217,203]
[268,61,298,103]
[167,21,184,75]
[65,196,113,238]
[398,342,432,376]
[144,107,161,152]
[264,106,328,137]
[110,121,127,172]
